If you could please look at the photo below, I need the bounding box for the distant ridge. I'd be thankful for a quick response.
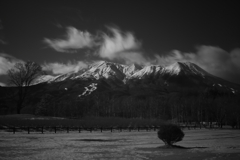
[36,61,214,83]
[31,61,239,94]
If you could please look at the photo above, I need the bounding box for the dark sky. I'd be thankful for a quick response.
[1,0,240,85]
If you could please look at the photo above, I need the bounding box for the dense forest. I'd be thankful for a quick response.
[1,76,240,129]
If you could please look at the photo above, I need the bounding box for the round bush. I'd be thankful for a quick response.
[157,123,184,146]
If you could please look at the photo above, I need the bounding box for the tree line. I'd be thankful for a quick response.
[33,87,240,129]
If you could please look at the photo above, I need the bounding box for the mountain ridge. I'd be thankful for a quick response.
[35,61,237,84]
[37,61,208,82]
[28,61,239,96]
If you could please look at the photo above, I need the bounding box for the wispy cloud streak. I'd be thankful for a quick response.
[97,27,143,64]
[42,61,88,74]
[44,27,95,53]
[0,53,23,75]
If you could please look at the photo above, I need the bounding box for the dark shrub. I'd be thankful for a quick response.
[157,123,184,146]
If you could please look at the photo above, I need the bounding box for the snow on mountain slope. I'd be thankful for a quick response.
[123,64,143,77]
[50,73,72,82]
[50,69,88,82]
[81,61,126,80]
[128,62,210,79]
[33,75,55,84]
[130,65,164,79]
[165,62,210,77]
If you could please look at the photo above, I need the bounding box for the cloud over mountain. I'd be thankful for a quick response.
[0,53,23,75]
[42,61,88,74]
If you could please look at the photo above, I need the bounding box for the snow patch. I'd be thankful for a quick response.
[78,83,98,98]
[131,65,163,78]
[165,63,181,75]
[33,75,55,84]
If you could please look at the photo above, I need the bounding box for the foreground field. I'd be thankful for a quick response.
[1,129,240,160]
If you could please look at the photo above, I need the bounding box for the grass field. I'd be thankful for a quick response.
[0,114,164,128]
[1,129,240,160]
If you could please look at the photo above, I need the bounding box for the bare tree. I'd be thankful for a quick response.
[7,61,44,114]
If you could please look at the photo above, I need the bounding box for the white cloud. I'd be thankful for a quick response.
[44,27,95,53]
[42,61,88,74]
[98,27,142,60]
[0,53,23,75]
[155,46,240,84]
[44,26,147,65]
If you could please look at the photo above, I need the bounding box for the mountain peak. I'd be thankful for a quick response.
[123,63,142,76]
[165,62,181,75]
[165,61,210,77]
[90,60,107,68]
[82,60,125,80]
[130,65,164,78]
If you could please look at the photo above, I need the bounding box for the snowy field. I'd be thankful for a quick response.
[1,129,240,160]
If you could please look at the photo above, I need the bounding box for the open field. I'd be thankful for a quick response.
[1,129,240,160]
[0,114,165,128]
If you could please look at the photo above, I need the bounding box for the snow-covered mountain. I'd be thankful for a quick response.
[34,61,239,94]
[38,61,142,83]
[38,61,210,81]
